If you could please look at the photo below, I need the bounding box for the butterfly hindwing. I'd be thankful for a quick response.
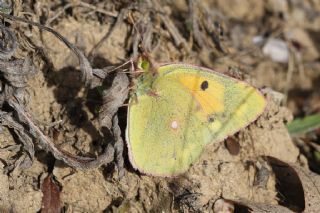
[127,76,207,175]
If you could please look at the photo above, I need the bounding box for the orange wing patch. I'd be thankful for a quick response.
[178,74,225,115]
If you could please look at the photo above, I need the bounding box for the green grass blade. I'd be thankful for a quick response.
[287,113,320,134]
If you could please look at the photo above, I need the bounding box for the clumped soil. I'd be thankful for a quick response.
[0,1,319,212]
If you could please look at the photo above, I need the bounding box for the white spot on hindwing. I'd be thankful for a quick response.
[171,120,179,129]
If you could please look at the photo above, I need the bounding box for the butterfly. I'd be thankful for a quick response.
[126,58,266,176]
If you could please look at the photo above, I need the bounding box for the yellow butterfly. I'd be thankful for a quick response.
[126,59,266,176]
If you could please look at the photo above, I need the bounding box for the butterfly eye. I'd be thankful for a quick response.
[200,80,209,91]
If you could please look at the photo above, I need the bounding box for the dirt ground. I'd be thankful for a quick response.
[0,0,320,212]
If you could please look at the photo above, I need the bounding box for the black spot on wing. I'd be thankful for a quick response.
[207,115,215,123]
[200,80,209,91]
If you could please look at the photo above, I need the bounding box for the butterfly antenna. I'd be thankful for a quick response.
[128,13,159,76]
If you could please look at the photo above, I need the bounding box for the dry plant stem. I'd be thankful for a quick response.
[141,21,155,53]
[284,49,295,104]
[0,58,37,87]
[99,73,129,129]
[0,12,94,84]
[0,24,17,59]
[0,112,34,161]
[161,14,187,48]
[113,116,125,178]
[7,99,115,169]
[152,0,188,49]
[129,5,156,57]
[79,1,118,17]
[203,17,225,53]
[46,3,73,25]
[189,0,205,48]
[46,2,118,25]
[131,17,154,58]
[99,72,129,177]
[88,8,128,60]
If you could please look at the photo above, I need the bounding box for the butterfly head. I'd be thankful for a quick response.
[130,54,161,98]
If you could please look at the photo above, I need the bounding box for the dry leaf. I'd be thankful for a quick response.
[99,72,129,129]
[266,157,304,212]
[41,174,61,213]
[292,164,320,213]
[246,203,293,213]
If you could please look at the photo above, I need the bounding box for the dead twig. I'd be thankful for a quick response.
[153,0,188,49]
[7,99,115,169]
[88,8,128,61]
[189,0,205,48]
[79,1,118,18]
[0,23,17,59]
[0,112,34,169]
[113,116,125,178]
[46,2,118,25]
[0,12,93,85]
[99,72,129,129]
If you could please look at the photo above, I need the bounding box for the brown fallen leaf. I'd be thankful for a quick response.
[266,156,320,212]
[223,156,320,213]
[266,157,304,212]
[41,174,61,213]
[214,199,293,213]
[224,137,240,156]
[292,164,320,213]
[246,203,293,213]
[99,72,129,130]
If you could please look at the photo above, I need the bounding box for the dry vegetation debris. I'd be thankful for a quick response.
[0,0,319,212]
